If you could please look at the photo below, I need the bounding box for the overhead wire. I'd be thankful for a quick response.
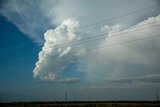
[87,34,160,51]
[38,33,160,67]
[42,22,160,51]
[59,4,160,31]
[0,4,160,66]
[1,4,160,51]
[0,21,160,62]
[1,32,160,67]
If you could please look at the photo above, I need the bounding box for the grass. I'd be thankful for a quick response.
[1,101,160,107]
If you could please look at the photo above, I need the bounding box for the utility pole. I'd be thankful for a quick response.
[74,96,76,102]
[65,92,68,102]
[156,94,159,101]
[54,97,57,102]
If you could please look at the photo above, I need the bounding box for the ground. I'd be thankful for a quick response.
[1,101,160,107]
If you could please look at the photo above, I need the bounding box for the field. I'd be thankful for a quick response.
[1,101,160,107]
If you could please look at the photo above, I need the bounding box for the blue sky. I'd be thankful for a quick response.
[0,15,83,102]
[0,0,160,102]
[0,15,39,101]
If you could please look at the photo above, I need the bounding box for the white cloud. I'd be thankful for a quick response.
[108,74,160,83]
[0,0,51,44]
[0,0,159,44]
[37,77,79,84]
[1,0,160,87]
[33,14,160,86]
[33,18,88,83]
[81,15,160,87]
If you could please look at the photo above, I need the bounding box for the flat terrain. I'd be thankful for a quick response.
[1,101,160,107]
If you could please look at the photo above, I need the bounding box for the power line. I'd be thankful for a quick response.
[80,4,160,28]
[87,34,160,51]
[43,34,160,60]
[45,21,160,48]
[62,4,160,31]
[1,4,160,62]
[1,33,160,67]
[0,23,160,62]
[1,4,159,52]
[0,5,160,67]
[36,23,160,51]
[34,33,160,70]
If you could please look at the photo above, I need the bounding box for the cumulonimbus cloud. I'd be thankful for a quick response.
[33,18,88,83]
[33,15,160,86]
[82,15,160,84]
[1,0,160,87]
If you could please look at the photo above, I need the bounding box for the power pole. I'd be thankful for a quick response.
[54,97,57,102]
[65,92,68,102]
[74,96,76,102]
[156,94,159,101]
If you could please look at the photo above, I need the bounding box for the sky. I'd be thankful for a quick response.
[0,0,160,102]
